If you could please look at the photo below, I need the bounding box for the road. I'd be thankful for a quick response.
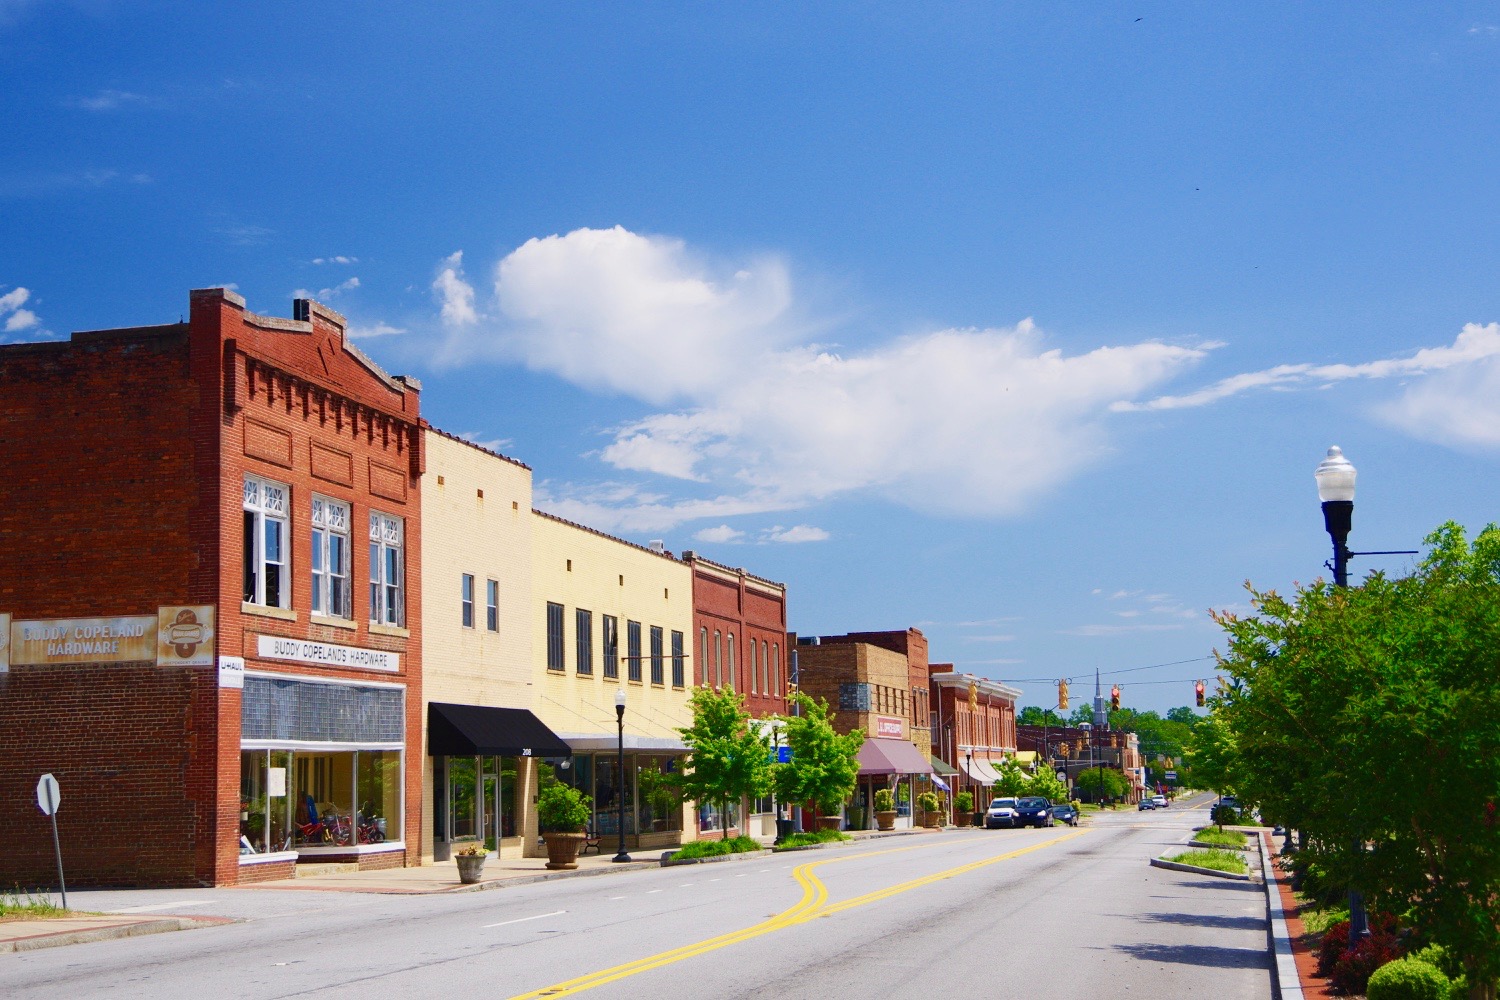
[1,798,1270,999]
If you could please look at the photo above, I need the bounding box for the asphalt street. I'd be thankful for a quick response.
[0,799,1269,1000]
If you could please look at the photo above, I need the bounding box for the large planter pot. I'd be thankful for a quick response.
[951,813,971,828]
[922,811,944,829]
[874,810,897,832]
[455,853,487,884]
[816,816,843,832]
[544,832,587,870]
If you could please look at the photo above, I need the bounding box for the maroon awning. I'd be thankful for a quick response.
[856,738,936,776]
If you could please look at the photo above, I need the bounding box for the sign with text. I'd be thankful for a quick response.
[256,635,400,672]
[11,616,158,665]
[218,655,245,689]
[875,716,905,739]
[158,606,215,666]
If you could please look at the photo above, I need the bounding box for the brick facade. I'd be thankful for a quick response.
[680,552,788,719]
[804,629,932,756]
[0,288,423,886]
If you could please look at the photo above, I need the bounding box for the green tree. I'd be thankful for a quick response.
[1018,705,1064,726]
[1166,706,1201,726]
[677,686,772,840]
[774,691,865,820]
[1074,766,1128,802]
[1214,522,1500,999]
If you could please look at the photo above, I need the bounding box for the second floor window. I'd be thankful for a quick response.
[461,574,475,628]
[310,496,350,618]
[243,476,289,609]
[603,615,619,679]
[627,620,642,683]
[546,602,565,671]
[486,579,499,632]
[650,626,664,686]
[369,512,404,626]
[671,630,685,688]
[576,609,593,675]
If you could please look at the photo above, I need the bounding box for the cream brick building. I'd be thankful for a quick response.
[530,511,699,849]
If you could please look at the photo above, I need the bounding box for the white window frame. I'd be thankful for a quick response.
[244,476,290,609]
[461,573,475,628]
[485,579,499,632]
[311,495,351,619]
[369,512,405,626]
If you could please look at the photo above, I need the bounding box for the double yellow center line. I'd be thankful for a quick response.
[507,829,1087,999]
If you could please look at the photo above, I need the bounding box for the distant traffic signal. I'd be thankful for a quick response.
[1110,685,1121,711]
[1195,680,1206,707]
[1058,679,1069,712]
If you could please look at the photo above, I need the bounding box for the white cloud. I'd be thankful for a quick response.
[313,256,358,265]
[0,169,150,198]
[0,286,41,337]
[1118,322,1500,413]
[68,89,152,111]
[1377,354,1500,449]
[962,633,1017,643]
[347,321,406,340]
[762,524,829,543]
[4,308,38,332]
[456,431,515,454]
[533,481,791,536]
[294,277,360,302]
[417,227,1217,526]
[433,251,479,327]
[694,525,745,544]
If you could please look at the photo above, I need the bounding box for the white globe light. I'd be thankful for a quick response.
[1315,446,1357,503]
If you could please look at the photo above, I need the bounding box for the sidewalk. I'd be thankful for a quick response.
[0,825,940,952]
[1262,830,1335,1000]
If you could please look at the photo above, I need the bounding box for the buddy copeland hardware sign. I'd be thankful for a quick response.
[1,607,216,671]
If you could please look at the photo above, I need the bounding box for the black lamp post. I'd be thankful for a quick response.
[612,689,632,863]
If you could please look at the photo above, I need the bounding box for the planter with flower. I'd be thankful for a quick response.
[538,781,593,870]
[455,840,489,883]
[953,790,974,827]
[873,788,898,831]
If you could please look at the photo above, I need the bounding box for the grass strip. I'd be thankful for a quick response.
[1165,848,1249,875]
[668,835,763,860]
[1191,828,1248,848]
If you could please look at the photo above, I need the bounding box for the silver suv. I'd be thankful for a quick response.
[985,797,1020,829]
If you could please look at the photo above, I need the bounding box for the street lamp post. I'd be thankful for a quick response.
[612,689,632,863]
[965,750,972,822]
[1079,722,1094,803]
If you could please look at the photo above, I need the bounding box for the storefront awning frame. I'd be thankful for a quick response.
[427,702,573,758]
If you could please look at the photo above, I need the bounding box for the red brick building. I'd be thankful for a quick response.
[679,551,788,717]
[929,664,1020,803]
[0,288,423,886]
[811,629,932,756]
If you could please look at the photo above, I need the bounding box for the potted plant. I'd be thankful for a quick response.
[455,840,488,884]
[873,787,897,831]
[954,790,974,828]
[538,781,593,870]
[917,790,943,828]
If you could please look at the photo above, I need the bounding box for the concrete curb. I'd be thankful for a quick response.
[1149,856,1253,881]
[443,859,660,892]
[0,916,234,954]
[1261,832,1305,1000]
[659,848,771,868]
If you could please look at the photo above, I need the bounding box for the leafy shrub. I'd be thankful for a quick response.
[537,782,592,833]
[775,829,851,849]
[1317,912,1400,980]
[954,790,973,813]
[1365,958,1450,1000]
[916,791,941,813]
[1211,804,1241,825]
[670,835,761,860]
[873,788,895,811]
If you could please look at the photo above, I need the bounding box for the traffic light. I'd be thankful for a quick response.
[1195,680,1206,707]
[1058,679,1069,711]
[1110,685,1120,711]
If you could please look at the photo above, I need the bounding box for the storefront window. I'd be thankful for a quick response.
[295,750,357,845]
[592,753,636,836]
[357,750,402,842]
[637,757,681,832]
[448,756,478,840]
[698,798,740,833]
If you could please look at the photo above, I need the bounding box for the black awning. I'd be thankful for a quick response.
[427,703,573,758]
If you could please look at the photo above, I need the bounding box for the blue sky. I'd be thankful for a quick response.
[5,4,1499,716]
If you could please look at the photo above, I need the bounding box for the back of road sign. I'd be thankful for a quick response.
[36,773,60,816]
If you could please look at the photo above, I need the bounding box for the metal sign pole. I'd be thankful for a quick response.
[36,773,66,909]
[49,811,67,909]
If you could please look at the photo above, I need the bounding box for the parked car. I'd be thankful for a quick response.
[1219,795,1239,809]
[1015,796,1052,827]
[1050,803,1079,826]
[985,797,1020,829]
[1138,798,1156,810]
[1151,794,1167,808]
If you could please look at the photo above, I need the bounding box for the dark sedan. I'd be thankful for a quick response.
[1015,796,1053,827]
[1050,802,1079,826]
